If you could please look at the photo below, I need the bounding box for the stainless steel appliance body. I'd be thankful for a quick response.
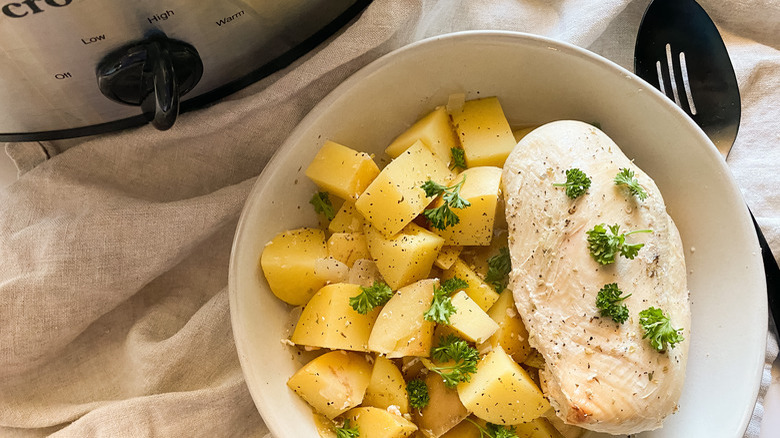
[0,0,370,140]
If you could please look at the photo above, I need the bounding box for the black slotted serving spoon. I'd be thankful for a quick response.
[634,0,780,329]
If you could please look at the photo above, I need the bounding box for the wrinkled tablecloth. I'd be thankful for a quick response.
[2,0,779,436]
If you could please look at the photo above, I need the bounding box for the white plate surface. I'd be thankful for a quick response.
[229,31,766,438]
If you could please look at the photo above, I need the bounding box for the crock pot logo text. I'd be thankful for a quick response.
[2,0,72,18]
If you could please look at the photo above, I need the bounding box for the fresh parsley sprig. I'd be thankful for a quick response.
[421,176,471,230]
[348,281,393,315]
[406,378,430,409]
[614,168,648,201]
[485,247,511,292]
[334,419,360,438]
[586,223,652,265]
[424,277,469,324]
[639,307,684,352]
[596,283,632,324]
[429,334,479,388]
[309,191,336,220]
[464,418,518,438]
[553,168,592,199]
[450,147,467,170]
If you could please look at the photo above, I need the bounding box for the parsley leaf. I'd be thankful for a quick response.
[335,419,360,438]
[429,334,479,388]
[485,247,511,292]
[406,378,430,409]
[450,147,467,170]
[595,283,632,324]
[421,176,471,230]
[614,168,648,201]
[348,281,393,315]
[424,277,469,324]
[552,168,592,199]
[309,191,336,220]
[586,223,652,265]
[463,418,518,438]
[639,307,684,352]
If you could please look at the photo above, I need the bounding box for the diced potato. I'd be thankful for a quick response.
[329,201,365,233]
[457,346,550,425]
[450,97,516,167]
[348,259,383,287]
[439,418,481,438]
[343,406,418,438]
[459,228,508,278]
[328,233,371,267]
[414,371,470,437]
[442,417,564,438]
[291,283,380,351]
[480,290,532,363]
[448,291,499,344]
[365,223,445,289]
[260,228,328,306]
[368,279,437,358]
[435,245,463,270]
[517,418,567,438]
[385,106,459,165]
[287,350,372,419]
[430,167,502,246]
[356,141,454,237]
[362,356,410,414]
[512,126,537,143]
[306,140,380,201]
[441,259,499,312]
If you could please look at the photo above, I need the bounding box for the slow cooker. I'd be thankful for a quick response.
[0,0,372,141]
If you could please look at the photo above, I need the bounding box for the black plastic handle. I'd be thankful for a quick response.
[141,41,179,130]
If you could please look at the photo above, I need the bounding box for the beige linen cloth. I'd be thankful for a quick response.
[1,0,779,436]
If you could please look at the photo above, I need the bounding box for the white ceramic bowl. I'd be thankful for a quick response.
[229,31,766,437]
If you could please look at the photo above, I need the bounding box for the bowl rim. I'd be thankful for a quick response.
[228,29,767,437]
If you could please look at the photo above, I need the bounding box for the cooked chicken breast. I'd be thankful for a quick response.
[502,120,690,435]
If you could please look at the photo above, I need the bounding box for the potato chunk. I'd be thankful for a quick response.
[457,347,550,425]
[450,97,516,167]
[385,106,459,165]
[328,232,371,267]
[259,227,328,306]
[368,279,436,358]
[441,258,499,312]
[448,291,499,344]
[329,201,365,233]
[306,140,380,201]
[287,350,372,419]
[479,290,531,363]
[431,167,502,246]
[434,245,463,270]
[414,371,470,437]
[362,356,410,414]
[366,223,445,290]
[290,283,379,351]
[356,141,453,237]
[343,407,418,438]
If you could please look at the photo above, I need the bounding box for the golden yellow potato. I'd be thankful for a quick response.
[448,291,500,344]
[343,406,418,438]
[480,290,532,363]
[329,201,365,233]
[512,126,537,143]
[385,106,459,166]
[368,279,437,358]
[457,346,550,425]
[441,258,499,312]
[328,232,371,267]
[414,371,470,437]
[306,140,380,201]
[450,97,516,167]
[287,350,372,419]
[290,283,380,352]
[356,141,454,237]
[259,227,328,306]
[434,245,463,270]
[365,223,445,290]
[441,417,564,438]
[362,356,410,414]
[431,167,502,246]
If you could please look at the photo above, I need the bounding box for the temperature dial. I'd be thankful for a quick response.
[96,35,203,131]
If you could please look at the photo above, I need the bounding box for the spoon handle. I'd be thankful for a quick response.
[751,210,780,332]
